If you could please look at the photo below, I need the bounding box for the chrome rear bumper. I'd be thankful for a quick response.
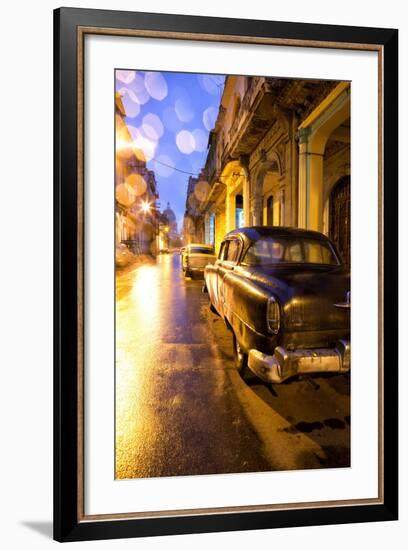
[248,340,350,384]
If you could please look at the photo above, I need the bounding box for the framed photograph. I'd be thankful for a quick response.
[54,7,398,542]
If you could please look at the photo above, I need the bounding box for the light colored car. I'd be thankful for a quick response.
[182,243,216,279]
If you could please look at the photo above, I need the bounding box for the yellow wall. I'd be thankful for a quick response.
[214,207,226,254]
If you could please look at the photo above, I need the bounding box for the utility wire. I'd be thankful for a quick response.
[207,76,225,88]
[151,156,244,180]
[208,76,225,99]
[151,157,200,176]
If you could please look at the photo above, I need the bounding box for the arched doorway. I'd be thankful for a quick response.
[329,176,350,266]
[252,153,283,226]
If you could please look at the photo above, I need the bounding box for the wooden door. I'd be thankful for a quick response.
[329,176,351,266]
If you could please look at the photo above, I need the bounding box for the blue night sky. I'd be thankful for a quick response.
[115,70,225,229]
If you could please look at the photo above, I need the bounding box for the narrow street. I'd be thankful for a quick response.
[115,253,350,480]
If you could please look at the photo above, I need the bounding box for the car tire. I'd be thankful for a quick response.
[233,333,249,377]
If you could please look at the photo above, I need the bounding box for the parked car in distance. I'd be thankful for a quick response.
[179,246,186,265]
[115,242,134,267]
[182,243,217,279]
[204,227,350,384]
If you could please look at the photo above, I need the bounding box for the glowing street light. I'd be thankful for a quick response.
[140,200,151,214]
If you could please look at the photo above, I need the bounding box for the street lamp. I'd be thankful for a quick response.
[140,200,151,214]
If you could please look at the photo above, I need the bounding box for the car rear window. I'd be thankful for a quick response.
[243,237,340,266]
[189,247,214,255]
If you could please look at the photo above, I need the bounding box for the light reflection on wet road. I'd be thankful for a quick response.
[115,253,271,479]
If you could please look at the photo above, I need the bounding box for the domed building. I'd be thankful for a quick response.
[162,202,178,233]
[160,202,181,249]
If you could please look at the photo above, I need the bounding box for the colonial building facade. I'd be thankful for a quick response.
[184,76,350,265]
[183,175,206,245]
[115,93,160,255]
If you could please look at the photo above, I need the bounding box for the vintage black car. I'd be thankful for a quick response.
[204,227,350,384]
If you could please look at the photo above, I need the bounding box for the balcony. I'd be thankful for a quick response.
[226,77,281,159]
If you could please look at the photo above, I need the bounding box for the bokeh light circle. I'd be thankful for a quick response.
[176,130,195,155]
[194,180,210,202]
[203,106,218,131]
[162,106,183,133]
[187,193,198,209]
[144,72,168,101]
[192,129,208,152]
[131,73,150,105]
[175,97,194,122]
[183,215,195,234]
[197,74,224,96]
[116,138,133,160]
[116,70,135,84]
[128,126,157,162]
[125,174,147,196]
[117,88,140,118]
[116,183,136,207]
[142,113,164,141]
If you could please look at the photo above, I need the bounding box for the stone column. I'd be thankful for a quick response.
[298,127,324,231]
[250,193,263,226]
[243,179,251,226]
[204,213,210,244]
[239,155,251,227]
[290,112,299,227]
[279,188,285,226]
[225,188,236,233]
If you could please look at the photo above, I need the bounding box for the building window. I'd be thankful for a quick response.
[235,194,244,228]
[209,213,215,246]
[266,195,274,226]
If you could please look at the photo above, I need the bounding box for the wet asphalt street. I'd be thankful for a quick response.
[115,253,350,480]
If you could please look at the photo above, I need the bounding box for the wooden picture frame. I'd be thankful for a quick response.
[54,7,398,542]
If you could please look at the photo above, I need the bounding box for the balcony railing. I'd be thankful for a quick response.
[227,77,264,152]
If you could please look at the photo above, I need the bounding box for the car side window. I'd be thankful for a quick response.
[284,243,302,262]
[218,241,228,261]
[225,239,240,262]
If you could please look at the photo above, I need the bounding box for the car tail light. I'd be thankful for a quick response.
[267,296,280,334]
[287,299,304,328]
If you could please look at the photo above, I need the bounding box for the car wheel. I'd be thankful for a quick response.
[233,333,249,376]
